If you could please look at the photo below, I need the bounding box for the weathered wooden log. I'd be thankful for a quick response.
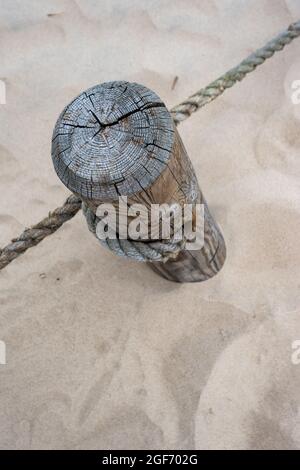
[52,81,226,282]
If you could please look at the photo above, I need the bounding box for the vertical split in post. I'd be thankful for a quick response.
[52,81,226,282]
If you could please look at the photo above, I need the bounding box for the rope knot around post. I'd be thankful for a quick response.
[82,203,186,263]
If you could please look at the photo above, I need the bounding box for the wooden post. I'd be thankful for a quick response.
[52,81,226,282]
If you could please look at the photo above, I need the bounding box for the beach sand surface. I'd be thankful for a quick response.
[1,0,300,449]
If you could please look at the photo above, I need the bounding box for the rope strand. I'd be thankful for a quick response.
[0,195,81,270]
[1,19,300,270]
[170,20,300,123]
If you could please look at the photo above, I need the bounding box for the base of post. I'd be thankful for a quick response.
[148,235,226,283]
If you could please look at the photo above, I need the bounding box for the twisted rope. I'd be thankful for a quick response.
[0,195,82,270]
[1,20,299,270]
[83,202,187,263]
[171,20,300,123]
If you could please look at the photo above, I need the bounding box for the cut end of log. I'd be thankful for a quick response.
[52,81,175,200]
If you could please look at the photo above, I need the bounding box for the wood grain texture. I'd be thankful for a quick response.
[145,129,226,282]
[52,81,226,282]
[52,81,174,201]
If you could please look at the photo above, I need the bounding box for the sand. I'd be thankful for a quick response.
[0,0,300,450]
